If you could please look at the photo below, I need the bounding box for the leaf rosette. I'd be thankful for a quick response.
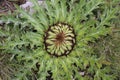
[0,0,118,79]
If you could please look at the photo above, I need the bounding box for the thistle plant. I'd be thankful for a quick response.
[0,0,118,80]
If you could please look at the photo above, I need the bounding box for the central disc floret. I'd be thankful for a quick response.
[44,23,76,57]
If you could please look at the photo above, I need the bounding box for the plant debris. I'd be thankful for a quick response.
[0,0,26,16]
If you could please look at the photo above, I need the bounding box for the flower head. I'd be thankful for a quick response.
[44,23,76,57]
